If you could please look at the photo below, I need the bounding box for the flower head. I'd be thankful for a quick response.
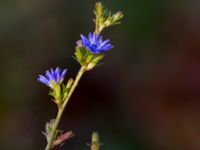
[80,33,113,54]
[38,67,67,88]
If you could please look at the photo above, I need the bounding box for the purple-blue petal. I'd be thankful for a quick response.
[103,45,114,51]
[45,70,52,80]
[99,35,103,43]
[88,33,93,41]
[52,72,57,82]
[55,67,61,81]
[79,32,113,54]
[38,67,67,88]
[101,39,110,46]
[50,68,54,74]
[38,75,50,87]
[81,35,88,44]
[60,69,68,81]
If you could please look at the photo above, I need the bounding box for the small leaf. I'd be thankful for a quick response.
[48,89,56,97]
[86,54,104,71]
[43,119,56,142]
[62,78,74,102]
[66,78,74,89]
[52,131,74,148]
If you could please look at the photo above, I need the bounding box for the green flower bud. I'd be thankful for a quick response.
[92,132,100,143]
[91,132,100,150]
[95,2,103,17]
[112,11,124,23]
[104,11,124,27]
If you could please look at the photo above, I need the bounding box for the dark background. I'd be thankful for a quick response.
[0,0,200,150]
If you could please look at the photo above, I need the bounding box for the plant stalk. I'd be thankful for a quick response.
[45,66,86,150]
[45,6,101,149]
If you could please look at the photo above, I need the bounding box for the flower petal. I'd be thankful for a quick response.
[79,33,113,54]
[60,69,68,82]
[38,75,50,87]
[46,70,52,81]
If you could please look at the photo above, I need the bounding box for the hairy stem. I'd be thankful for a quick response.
[45,66,86,150]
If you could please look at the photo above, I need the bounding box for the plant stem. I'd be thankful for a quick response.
[95,14,101,34]
[45,66,86,150]
[95,19,100,34]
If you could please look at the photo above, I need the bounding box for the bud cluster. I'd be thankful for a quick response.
[94,2,124,33]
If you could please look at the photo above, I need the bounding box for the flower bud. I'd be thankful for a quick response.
[113,11,124,22]
[92,132,99,143]
[90,132,101,150]
[95,2,103,17]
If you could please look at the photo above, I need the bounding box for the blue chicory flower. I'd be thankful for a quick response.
[80,33,113,54]
[38,67,67,88]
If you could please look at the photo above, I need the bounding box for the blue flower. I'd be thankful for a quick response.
[80,33,113,54]
[38,67,67,88]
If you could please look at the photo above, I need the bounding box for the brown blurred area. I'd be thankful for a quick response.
[118,1,200,149]
[0,0,200,150]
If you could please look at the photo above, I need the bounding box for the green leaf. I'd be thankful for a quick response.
[43,119,56,142]
[48,89,56,97]
[86,51,95,64]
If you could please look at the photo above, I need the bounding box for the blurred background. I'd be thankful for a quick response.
[0,0,200,149]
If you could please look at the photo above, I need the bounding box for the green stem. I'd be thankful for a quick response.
[95,14,102,34]
[45,66,86,150]
[95,18,100,34]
